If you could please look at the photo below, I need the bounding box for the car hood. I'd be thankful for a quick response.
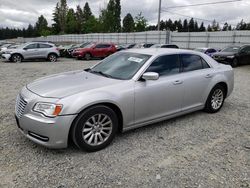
[213,51,237,57]
[26,70,123,98]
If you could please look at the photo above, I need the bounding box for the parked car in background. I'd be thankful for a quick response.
[212,44,250,67]
[15,48,233,151]
[0,43,20,57]
[59,44,75,57]
[115,44,126,51]
[134,43,155,48]
[194,47,219,57]
[66,42,91,57]
[72,42,116,60]
[1,42,60,63]
[125,43,136,49]
[150,44,179,49]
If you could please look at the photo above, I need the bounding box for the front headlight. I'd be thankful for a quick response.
[33,102,63,117]
[227,55,235,58]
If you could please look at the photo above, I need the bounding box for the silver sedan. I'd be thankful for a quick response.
[15,49,234,151]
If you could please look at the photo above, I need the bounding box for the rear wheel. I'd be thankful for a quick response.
[231,58,238,67]
[71,105,118,152]
[84,53,91,60]
[204,85,225,113]
[48,54,57,62]
[11,54,22,63]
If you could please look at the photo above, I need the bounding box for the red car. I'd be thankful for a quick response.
[72,43,116,60]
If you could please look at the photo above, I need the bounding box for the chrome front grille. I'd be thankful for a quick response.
[15,94,27,118]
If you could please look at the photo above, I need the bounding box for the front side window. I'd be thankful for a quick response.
[180,54,203,72]
[146,55,180,76]
[25,44,37,49]
[90,52,151,80]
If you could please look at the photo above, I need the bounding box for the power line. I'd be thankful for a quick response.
[163,0,241,9]
[161,9,237,27]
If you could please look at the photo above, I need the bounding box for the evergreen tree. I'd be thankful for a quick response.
[65,8,77,34]
[199,22,206,32]
[207,24,212,32]
[134,12,147,32]
[75,5,84,34]
[35,15,48,36]
[236,19,247,30]
[188,18,195,32]
[82,2,93,33]
[194,21,199,32]
[52,0,68,34]
[122,13,134,32]
[222,22,229,31]
[183,19,188,32]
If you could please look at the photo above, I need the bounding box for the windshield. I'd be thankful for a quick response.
[222,46,240,52]
[194,48,206,52]
[83,43,95,48]
[90,52,151,80]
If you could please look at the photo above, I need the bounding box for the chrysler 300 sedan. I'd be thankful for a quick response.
[15,49,234,151]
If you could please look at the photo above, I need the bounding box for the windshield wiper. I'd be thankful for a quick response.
[89,70,113,78]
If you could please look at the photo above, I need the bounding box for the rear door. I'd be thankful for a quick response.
[37,43,53,58]
[179,54,213,111]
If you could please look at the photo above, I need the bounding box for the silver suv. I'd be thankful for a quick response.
[1,42,60,63]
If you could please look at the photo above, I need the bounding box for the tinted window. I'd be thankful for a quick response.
[39,43,52,48]
[207,49,216,53]
[161,45,179,49]
[201,58,210,69]
[25,44,37,49]
[146,55,180,76]
[241,46,250,53]
[181,54,204,72]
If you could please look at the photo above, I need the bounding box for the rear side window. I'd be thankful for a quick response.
[146,54,180,76]
[180,54,210,72]
[39,43,52,48]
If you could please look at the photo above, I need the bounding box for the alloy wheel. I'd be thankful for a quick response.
[211,89,224,110]
[82,114,113,146]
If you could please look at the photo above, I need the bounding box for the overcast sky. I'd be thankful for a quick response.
[0,0,250,29]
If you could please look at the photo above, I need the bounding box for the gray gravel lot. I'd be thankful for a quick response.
[0,58,249,188]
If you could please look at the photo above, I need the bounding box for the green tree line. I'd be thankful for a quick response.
[1,0,250,40]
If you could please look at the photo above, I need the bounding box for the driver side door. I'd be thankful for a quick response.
[134,54,183,125]
[22,43,39,59]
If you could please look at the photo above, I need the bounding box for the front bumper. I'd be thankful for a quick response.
[1,54,11,61]
[15,87,77,149]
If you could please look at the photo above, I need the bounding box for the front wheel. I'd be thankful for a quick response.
[48,54,57,62]
[231,58,238,67]
[11,54,22,63]
[84,53,91,60]
[204,85,225,113]
[71,105,118,152]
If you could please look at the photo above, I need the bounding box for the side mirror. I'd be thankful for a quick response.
[142,72,159,81]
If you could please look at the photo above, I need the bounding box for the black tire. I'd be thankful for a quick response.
[231,58,238,67]
[84,53,91,60]
[71,105,118,152]
[11,54,22,63]
[204,84,226,113]
[48,54,57,62]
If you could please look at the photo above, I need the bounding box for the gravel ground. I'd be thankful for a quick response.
[0,58,249,188]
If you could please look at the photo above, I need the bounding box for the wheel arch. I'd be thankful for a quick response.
[68,102,124,145]
[215,82,228,97]
[47,52,59,58]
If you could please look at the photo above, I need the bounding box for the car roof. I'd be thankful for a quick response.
[124,48,202,56]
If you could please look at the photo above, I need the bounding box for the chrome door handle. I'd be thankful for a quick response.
[205,74,212,78]
[173,80,183,85]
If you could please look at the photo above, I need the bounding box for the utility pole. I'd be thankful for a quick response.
[157,0,162,31]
